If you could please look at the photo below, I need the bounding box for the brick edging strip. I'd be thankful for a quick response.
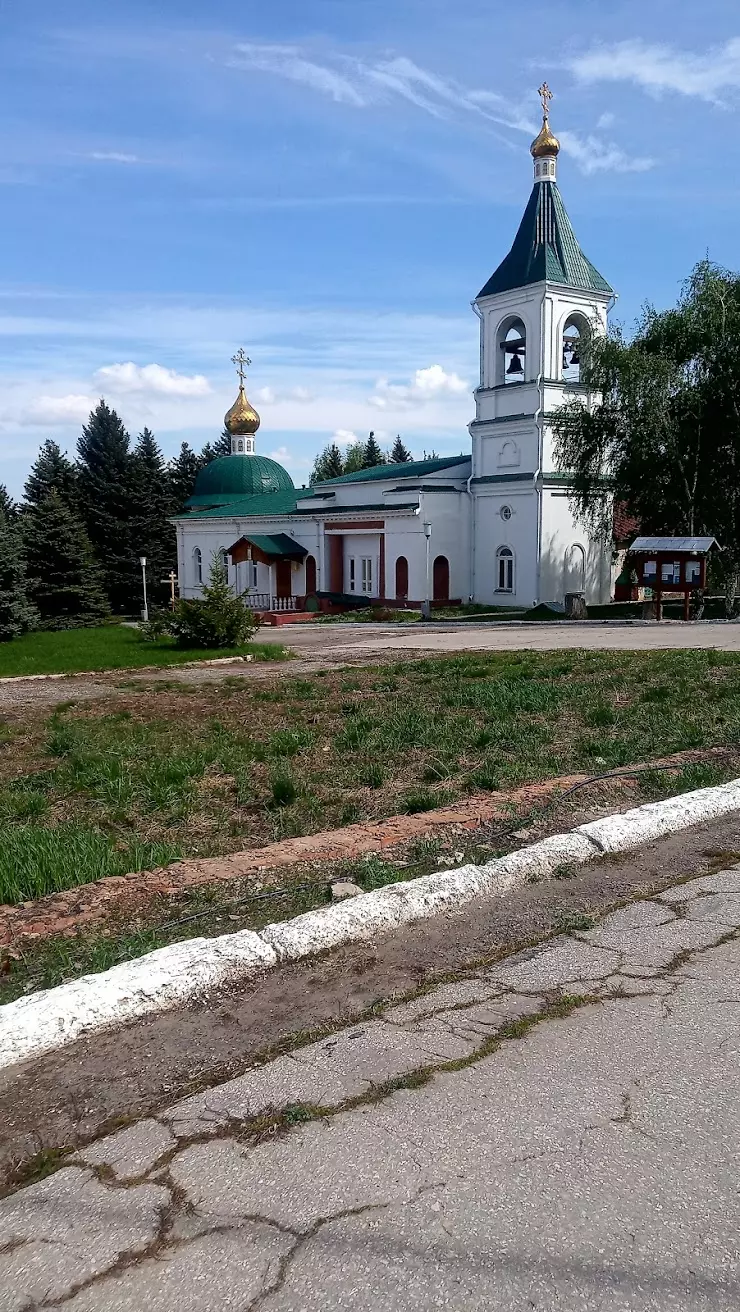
[0,747,729,949]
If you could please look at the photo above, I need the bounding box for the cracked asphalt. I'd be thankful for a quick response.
[3,862,740,1309]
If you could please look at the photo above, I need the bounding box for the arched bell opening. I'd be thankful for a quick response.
[562,313,591,384]
[496,316,527,386]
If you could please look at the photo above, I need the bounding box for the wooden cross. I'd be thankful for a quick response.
[161,570,178,610]
[231,347,251,385]
[538,82,553,118]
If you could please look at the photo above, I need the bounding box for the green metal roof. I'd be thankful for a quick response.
[184,490,301,519]
[312,455,470,486]
[478,181,613,298]
[237,533,308,559]
[186,453,295,508]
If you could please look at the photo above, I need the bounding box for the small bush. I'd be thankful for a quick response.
[270,769,297,807]
[164,559,256,649]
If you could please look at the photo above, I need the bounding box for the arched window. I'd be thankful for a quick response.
[496,546,514,593]
[237,438,245,454]
[218,548,229,578]
[564,543,586,593]
[433,555,450,602]
[193,547,202,585]
[496,316,526,386]
[395,555,409,599]
[305,554,317,594]
[562,313,591,384]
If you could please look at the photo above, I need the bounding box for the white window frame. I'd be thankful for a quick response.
[193,547,203,585]
[496,546,514,593]
[360,557,373,595]
[348,558,356,592]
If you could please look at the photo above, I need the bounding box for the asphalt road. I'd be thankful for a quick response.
[3,848,740,1309]
[256,618,740,655]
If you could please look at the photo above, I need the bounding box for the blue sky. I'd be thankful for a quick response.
[1,0,739,492]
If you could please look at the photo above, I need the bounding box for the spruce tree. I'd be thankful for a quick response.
[214,428,233,457]
[130,429,176,606]
[24,440,78,511]
[0,485,16,521]
[362,431,385,468]
[77,400,138,612]
[390,435,412,463]
[24,493,110,630]
[167,441,202,510]
[310,442,345,484]
[0,510,37,640]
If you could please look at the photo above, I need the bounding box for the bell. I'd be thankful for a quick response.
[506,350,523,376]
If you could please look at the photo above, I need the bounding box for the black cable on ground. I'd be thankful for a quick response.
[149,748,739,938]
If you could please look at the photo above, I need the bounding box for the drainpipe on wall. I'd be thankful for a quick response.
[533,291,548,606]
[468,300,484,602]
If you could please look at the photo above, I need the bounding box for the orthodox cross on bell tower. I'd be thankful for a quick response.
[538,82,553,119]
[231,347,251,386]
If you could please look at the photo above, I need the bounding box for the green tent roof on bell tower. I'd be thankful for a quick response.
[478,180,613,299]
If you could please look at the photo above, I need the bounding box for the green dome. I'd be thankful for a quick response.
[186,454,295,508]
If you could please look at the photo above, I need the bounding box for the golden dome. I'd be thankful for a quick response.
[530,115,560,159]
[224,383,260,437]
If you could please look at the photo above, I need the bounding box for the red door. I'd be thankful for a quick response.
[395,556,409,598]
[433,555,449,601]
[275,559,292,599]
[305,555,317,594]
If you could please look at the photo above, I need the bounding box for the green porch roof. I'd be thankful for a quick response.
[478,181,613,298]
[236,533,308,559]
[312,455,470,486]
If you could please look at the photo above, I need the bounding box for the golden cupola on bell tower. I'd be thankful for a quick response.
[224,347,261,454]
[530,81,560,182]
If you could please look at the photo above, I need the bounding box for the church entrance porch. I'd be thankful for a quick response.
[226,533,308,613]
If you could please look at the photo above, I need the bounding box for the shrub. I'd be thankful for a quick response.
[165,559,256,649]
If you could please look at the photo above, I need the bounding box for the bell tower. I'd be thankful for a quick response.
[468,84,615,607]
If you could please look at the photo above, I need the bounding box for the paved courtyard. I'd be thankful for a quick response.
[3,862,740,1309]
[256,618,740,657]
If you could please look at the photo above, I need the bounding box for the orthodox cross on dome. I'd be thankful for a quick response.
[538,81,553,119]
[231,347,251,386]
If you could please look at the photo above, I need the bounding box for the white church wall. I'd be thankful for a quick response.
[472,487,539,606]
[539,488,610,605]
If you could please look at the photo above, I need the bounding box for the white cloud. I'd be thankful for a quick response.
[255,384,314,405]
[370,363,468,410]
[332,428,360,446]
[558,130,654,176]
[567,38,740,105]
[94,362,211,396]
[229,42,650,174]
[24,394,96,425]
[269,445,310,468]
[88,151,142,164]
[254,385,276,404]
[231,43,366,106]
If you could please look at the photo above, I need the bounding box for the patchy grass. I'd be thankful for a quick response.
[0,624,290,678]
[0,649,739,908]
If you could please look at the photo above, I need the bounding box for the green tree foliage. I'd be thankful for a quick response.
[0,485,17,521]
[24,440,78,512]
[167,556,256,648]
[0,510,37,641]
[362,431,385,468]
[77,401,139,612]
[390,435,412,463]
[342,442,366,475]
[310,442,345,484]
[550,260,740,611]
[24,492,110,630]
[167,441,202,511]
[130,429,176,604]
[200,429,232,465]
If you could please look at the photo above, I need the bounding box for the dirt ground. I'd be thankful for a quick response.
[2,811,738,1190]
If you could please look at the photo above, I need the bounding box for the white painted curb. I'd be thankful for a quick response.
[2,778,740,1069]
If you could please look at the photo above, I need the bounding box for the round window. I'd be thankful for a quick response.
[500,505,512,521]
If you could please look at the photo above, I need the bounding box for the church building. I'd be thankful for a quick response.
[174,87,614,612]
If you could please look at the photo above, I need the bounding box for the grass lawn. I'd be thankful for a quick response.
[0,624,290,678]
[1,648,740,909]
